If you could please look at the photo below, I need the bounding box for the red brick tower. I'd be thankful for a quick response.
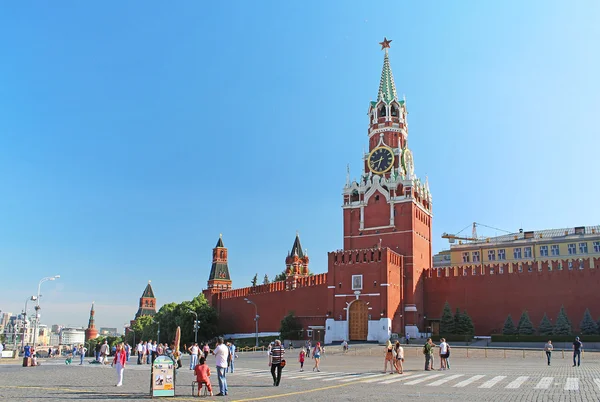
[285,232,310,289]
[85,302,98,341]
[339,38,432,337]
[204,234,232,305]
[134,281,157,320]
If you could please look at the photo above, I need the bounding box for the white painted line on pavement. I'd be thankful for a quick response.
[564,377,579,391]
[427,374,463,386]
[505,376,529,389]
[478,376,506,388]
[362,374,395,383]
[453,375,485,388]
[301,372,345,380]
[404,374,443,385]
[379,373,424,385]
[594,378,600,390]
[534,377,553,389]
[322,373,361,382]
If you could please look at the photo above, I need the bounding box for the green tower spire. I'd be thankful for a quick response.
[376,37,398,104]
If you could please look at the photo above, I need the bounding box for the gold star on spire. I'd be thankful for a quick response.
[379,37,392,50]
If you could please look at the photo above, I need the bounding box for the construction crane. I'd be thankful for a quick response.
[442,222,511,244]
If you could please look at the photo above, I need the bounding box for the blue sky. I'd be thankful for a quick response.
[1,1,598,330]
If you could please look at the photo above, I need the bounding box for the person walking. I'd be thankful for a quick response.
[112,343,127,387]
[573,337,583,367]
[384,340,395,373]
[214,337,229,396]
[124,342,131,362]
[136,341,143,364]
[189,343,199,370]
[406,333,410,345]
[78,344,87,365]
[423,338,434,371]
[99,340,110,365]
[544,340,553,366]
[312,342,323,372]
[203,343,210,359]
[298,348,306,372]
[228,341,236,373]
[269,339,285,386]
[394,341,404,374]
[95,343,102,362]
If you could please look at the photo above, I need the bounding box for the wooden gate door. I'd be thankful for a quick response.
[348,301,368,341]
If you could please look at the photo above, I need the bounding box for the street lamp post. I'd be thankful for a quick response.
[21,296,37,350]
[189,311,198,344]
[157,322,160,344]
[244,298,259,348]
[34,275,60,347]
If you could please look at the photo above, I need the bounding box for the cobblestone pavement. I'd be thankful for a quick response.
[1,351,600,401]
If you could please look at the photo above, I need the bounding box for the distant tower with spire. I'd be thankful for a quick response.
[85,302,99,341]
[285,232,310,289]
[203,234,232,306]
[135,281,157,319]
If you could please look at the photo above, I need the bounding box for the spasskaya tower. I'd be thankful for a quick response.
[341,38,432,332]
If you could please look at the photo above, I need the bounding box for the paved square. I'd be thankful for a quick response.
[1,346,600,401]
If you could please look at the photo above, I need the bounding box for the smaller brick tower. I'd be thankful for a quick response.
[284,232,310,289]
[85,302,98,341]
[204,234,232,305]
[134,281,157,320]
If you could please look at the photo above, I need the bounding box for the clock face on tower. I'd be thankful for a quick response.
[368,146,395,174]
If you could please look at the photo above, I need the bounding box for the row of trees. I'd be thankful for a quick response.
[502,306,600,336]
[125,293,219,347]
[440,302,475,335]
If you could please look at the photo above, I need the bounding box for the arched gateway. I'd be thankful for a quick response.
[348,300,368,341]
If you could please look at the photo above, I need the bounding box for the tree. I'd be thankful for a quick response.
[439,302,455,335]
[553,305,572,336]
[274,270,287,282]
[502,314,517,335]
[251,274,258,287]
[579,308,598,335]
[538,313,553,336]
[263,274,270,285]
[517,310,535,335]
[279,312,303,340]
[457,310,475,335]
[453,308,462,333]
[597,318,600,335]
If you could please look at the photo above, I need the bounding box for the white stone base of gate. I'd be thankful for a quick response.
[325,318,391,344]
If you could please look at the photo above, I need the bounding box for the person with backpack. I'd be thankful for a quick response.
[423,338,434,371]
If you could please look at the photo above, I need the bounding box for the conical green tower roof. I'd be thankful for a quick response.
[376,50,398,104]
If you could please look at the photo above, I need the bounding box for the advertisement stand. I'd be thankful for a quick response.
[150,355,176,397]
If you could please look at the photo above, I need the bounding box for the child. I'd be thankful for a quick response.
[65,353,73,365]
[298,348,306,372]
[193,357,213,396]
[394,341,404,374]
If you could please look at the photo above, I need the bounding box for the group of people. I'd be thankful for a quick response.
[383,340,405,374]
[194,337,231,397]
[544,337,585,367]
[422,338,451,371]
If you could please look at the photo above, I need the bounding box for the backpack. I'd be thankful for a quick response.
[422,345,428,355]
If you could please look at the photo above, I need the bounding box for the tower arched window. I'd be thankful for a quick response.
[379,106,386,117]
[391,105,398,116]
[220,250,224,258]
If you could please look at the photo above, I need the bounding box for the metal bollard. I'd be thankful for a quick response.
[522,349,525,358]
[562,349,564,359]
[503,349,506,358]
[485,349,487,358]
[467,348,469,358]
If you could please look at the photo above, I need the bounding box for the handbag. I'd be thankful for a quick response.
[280,359,286,368]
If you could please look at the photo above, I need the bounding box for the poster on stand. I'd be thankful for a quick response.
[151,355,175,397]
